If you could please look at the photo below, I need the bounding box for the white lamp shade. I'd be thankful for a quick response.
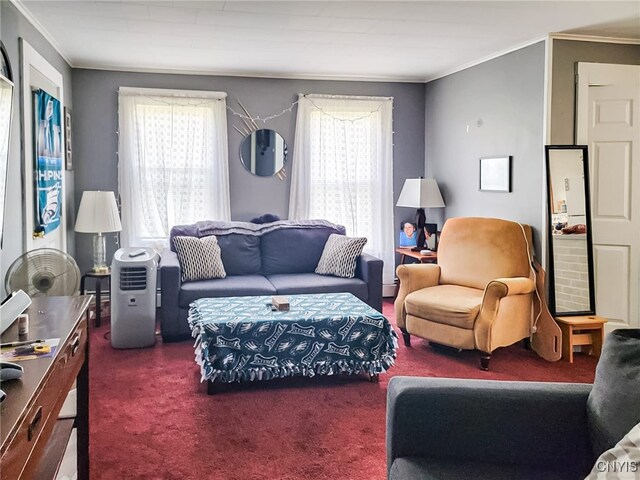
[396,178,445,208]
[75,191,122,233]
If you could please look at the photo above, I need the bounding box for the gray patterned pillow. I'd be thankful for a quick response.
[315,234,367,278]
[172,235,226,282]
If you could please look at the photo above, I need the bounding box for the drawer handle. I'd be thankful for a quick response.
[28,406,43,441]
[71,332,81,356]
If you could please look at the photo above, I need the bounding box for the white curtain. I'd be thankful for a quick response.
[118,87,230,250]
[289,94,395,285]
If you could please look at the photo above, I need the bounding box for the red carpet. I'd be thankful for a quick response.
[89,300,597,480]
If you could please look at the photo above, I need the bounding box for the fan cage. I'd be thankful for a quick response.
[5,248,81,296]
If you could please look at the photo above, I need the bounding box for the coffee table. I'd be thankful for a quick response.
[188,293,398,394]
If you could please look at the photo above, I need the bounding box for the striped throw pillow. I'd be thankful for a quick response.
[315,234,367,278]
[172,235,226,282]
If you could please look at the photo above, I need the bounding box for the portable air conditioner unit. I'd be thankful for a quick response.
[111,247,158,349]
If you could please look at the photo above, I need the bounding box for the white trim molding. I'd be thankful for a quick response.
[20,39,67,253]
[424,35,548,83]
[549,33,640,45]
[9,0,72,65]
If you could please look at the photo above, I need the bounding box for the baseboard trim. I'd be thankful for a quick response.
[382,284,396,298]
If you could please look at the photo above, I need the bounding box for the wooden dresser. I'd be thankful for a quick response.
[0,295,91,480]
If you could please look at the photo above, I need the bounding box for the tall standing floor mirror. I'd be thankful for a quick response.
[545,145,596,316]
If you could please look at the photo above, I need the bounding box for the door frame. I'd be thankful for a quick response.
[20,39,67,252]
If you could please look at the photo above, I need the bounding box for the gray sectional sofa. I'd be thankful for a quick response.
[159,220,383,341]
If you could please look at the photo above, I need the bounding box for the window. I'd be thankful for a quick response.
[118,88,230,249]
[289,94,394,284]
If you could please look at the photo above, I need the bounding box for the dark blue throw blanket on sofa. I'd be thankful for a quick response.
[188,293,398,383]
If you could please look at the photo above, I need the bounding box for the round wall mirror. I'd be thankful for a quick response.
[240,129,287,177]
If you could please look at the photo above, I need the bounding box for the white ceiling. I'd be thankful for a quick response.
[17,0,640,82]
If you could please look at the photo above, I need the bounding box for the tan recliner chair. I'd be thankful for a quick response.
[395,217,535,370]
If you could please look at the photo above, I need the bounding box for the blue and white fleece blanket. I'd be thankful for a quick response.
[188,293,397,384]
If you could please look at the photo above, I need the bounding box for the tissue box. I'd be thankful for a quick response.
[272,296,290,311]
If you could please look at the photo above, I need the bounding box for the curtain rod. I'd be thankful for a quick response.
[118,86,227,99]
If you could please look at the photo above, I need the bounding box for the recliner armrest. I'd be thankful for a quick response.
[387,377,594,477]
[394,264,441,329]
[487,277,535,297]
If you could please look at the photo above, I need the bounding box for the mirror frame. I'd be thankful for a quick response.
[0,73,14,249]
[545,145,596,317]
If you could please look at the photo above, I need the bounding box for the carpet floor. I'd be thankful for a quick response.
[89,300,597,480]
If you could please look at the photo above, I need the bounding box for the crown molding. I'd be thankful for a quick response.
[9,0,74,66]
[74,63,426,84]
[549,33,640,45]
[424,36,548,83]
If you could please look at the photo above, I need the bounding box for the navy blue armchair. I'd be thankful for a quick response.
[387,377,595,480]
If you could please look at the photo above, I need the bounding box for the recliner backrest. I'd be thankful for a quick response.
[438,217,532,290]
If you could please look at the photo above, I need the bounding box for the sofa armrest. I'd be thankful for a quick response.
[159,248,182,339]
[355,253,383,312]
[387,377,594,476]
[394,264,441,330]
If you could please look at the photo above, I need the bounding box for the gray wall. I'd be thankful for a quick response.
[72,69,425,273]
[0,2,74,289]
[424,41,546,253]
[550,40,640,144]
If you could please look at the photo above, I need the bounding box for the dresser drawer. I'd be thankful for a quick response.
[0,317,87,479]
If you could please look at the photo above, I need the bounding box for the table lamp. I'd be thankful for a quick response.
[75,191,122,273]
[396,178,445,251]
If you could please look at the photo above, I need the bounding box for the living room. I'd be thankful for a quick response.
[0,1,639,479]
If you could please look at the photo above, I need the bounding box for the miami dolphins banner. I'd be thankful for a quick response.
[33,89,63,236]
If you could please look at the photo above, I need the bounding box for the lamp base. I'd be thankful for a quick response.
[413,207,426,250]
[92,233,108,273]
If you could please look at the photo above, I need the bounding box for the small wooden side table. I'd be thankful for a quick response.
[396,248,437,264]
[556,315,608,363]
[80,270,111,327]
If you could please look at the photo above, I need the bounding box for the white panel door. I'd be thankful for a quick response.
[577,63,640,332]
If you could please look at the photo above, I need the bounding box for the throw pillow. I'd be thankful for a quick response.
[587,329,640,458]
[315,234,367,278]
[172,235,226,282]
[586,422,640,479]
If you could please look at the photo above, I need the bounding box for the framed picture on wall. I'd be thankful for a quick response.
[64,107,72,170]
[479,156,512,192]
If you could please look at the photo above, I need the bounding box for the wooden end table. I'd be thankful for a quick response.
[395,248,437,264]
[556,315,608,363]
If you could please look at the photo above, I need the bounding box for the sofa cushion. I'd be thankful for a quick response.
[266,273,368,302]
[315,234,367,278]
[216,234,262,275]
[179,275,276,307]
[587,329,640,458]
[390,457,573,480]
[261,225,344,275]
[404,285,484,329]
[172,235,226,282]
